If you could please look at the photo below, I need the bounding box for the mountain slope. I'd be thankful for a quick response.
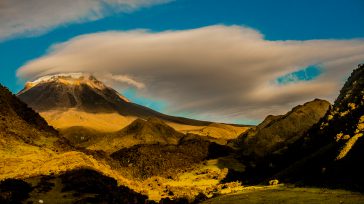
[0,83,62,151]
[236,99,330,159]
[17,73,210,125]
[18,73,129,113]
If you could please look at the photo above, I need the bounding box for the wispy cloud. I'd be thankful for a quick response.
[104,73,145,89]
[17,25,364,123]
[0,0,171,41]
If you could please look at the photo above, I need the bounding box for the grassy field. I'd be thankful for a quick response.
[203,186,364,204]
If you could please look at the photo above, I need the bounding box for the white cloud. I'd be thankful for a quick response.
[16,25,364,123]
[0,0,170,41]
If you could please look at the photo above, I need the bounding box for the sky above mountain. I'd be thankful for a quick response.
[0,0,364,124]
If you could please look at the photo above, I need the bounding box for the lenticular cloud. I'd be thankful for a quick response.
[17,25,364,122]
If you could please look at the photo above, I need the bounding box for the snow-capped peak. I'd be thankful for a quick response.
[20,73,130,102]
[31,73,88,84]
[25,73,104,90]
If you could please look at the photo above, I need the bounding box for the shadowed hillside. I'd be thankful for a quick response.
[273,64,364,191]
[0,168,153,204]
[235,64,364,191]
[0,84,58,141]
[236,99,330,160]
[0,83,69,157]
[111,137,233,179]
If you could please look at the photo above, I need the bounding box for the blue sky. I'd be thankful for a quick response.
[1,0,364,123]
[276,65,323,85]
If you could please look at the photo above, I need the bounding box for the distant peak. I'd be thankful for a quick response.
[17,73,130,107]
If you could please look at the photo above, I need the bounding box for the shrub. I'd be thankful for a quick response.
[269,179,279,185]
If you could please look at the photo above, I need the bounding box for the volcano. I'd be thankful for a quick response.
[17,73,248,137]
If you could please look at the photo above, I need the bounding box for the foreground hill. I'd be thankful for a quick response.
[0,83,67,179]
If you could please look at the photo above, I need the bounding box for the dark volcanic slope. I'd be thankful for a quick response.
[17,74,210,126]
[237,99,330,159]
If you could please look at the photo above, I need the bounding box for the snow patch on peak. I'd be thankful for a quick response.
[30,73,91,84]
[30,73,103,88]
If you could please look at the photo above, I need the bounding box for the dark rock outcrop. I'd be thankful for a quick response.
[236,99,330,159]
